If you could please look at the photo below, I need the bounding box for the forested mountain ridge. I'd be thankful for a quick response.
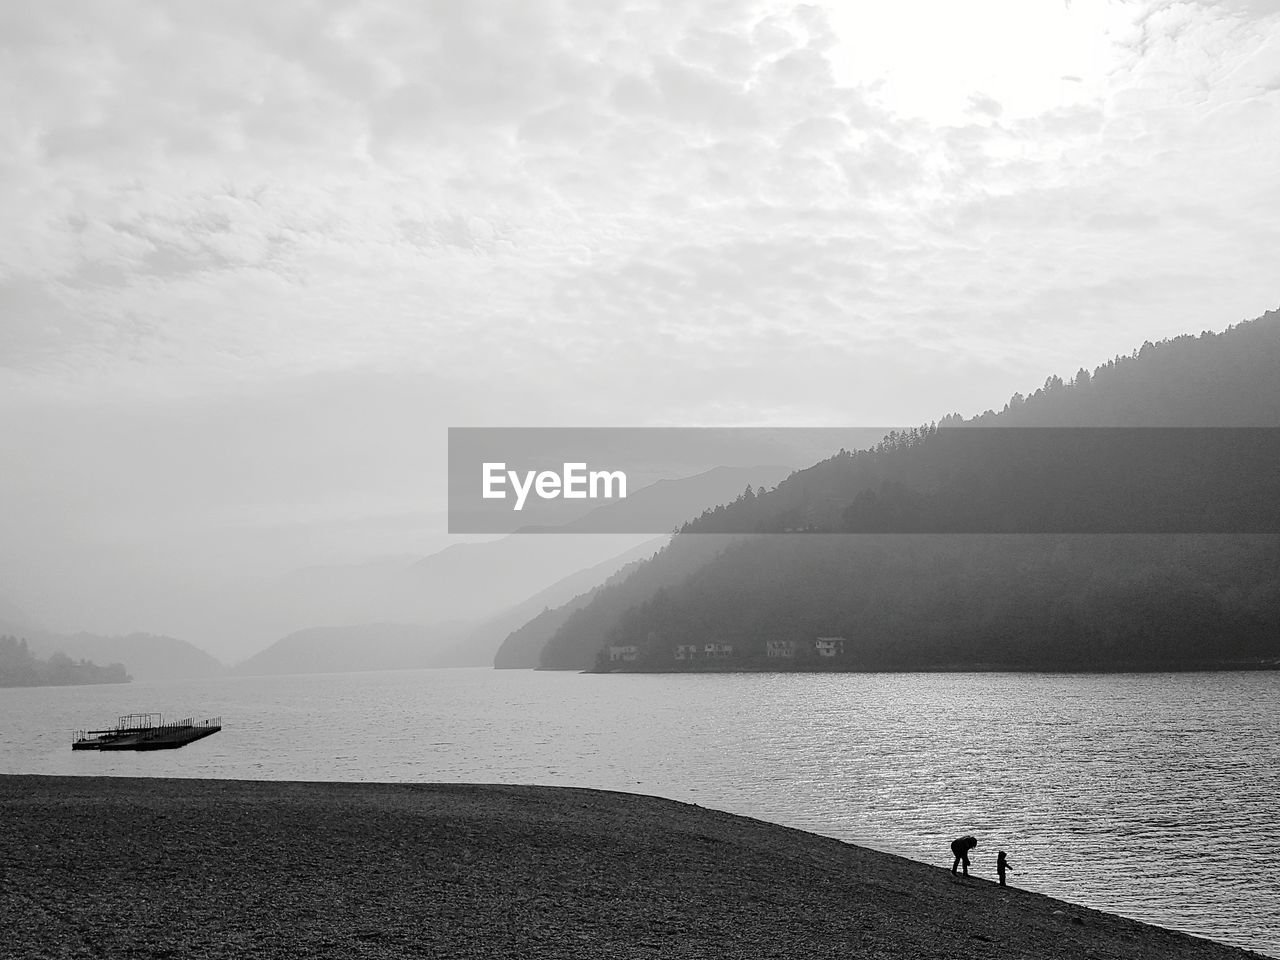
[494,550,659,669]
[535,535,745,670]
[964,309,1280,427]
[679,310,1280,537]
[597,533,1279,671]
[527,308,1280,671]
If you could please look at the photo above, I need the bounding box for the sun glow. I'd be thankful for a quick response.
[820,0,1131,122]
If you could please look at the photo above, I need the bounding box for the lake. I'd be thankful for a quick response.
[2,668,1277,956]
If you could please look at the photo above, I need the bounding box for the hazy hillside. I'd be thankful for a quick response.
[535,309,1280,671]
[537,534,746,670]
[224,466,789,674]
[232,622,472,676]
[493,546,663,668]
[494,603,586,670]
[0,592,223,682]
[523,465,792,533]
[231,539,668,675]
[458,537,660,670]
[26,632,226,682]
[203,467,789,661]
[600,533,1280,670]
[677,312,1280,538]
[966,310,1280,426]
[213,536,646,657]
[1,635,130,687]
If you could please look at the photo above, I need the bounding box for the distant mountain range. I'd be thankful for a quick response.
[227,465,790,676]
[233,538,668,675]
[18,312,1278,680]
[0,599,226,682]
[2,464,791,681]
[216,464,785,661]
[518,308,1280,672]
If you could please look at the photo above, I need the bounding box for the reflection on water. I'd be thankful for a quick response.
[3,668,1277,956]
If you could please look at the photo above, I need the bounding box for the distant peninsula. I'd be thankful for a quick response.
[0,635,130,687]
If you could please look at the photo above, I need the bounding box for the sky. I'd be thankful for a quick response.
[1,0,1278,644]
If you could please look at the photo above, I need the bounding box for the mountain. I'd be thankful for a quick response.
[24,631,226,682]
[209,465,792,660]
[216,539,630,655]
[535,534,746,669]
[230,538,669,675]
[0,586,218,681]
[534,309,1280,671]
[492,545,664,668]
[221,464,794,673]
[466,537,667,668]
[0,588,224,681]
[231,622,470,676]
[493,603,584,670]
[597,533,1280,670]
[518,465,792,533]
[1,635,131,687]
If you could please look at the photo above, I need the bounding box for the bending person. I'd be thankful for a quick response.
[950,835,977,876]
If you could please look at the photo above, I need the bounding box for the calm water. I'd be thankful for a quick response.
[2,669,1277,956]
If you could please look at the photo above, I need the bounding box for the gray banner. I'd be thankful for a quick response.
[448,427,1280,534]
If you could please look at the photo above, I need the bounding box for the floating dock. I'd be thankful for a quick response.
[73,713,222,751]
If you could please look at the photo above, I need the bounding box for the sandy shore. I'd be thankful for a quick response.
[0,775,1264,959]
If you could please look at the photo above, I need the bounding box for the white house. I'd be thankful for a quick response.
[703,642,734,659]
[608,645,638,662]
[674,644,699,660]
[766,639,799,658]
[814,637,845,657]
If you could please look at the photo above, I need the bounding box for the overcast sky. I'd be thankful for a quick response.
[2,0,1278,638]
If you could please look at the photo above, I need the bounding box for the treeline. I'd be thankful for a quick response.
[681,311,1280,537]
[677,427,1279,535]
[525,308,1280,671]
[0,635,131,687]
[597,535,1280,670]
[965,312,1280,427]
[538,535,741,670]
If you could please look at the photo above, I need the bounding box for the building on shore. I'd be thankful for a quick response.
[703,642,735,659]
[608,645,639,662]
[674,644,700,661]
[814,637,845,657]
[766,639,800,659]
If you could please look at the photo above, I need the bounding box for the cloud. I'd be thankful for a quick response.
[1,0,1276,403]
[2,0,1280,635]
[967,93,1004,118]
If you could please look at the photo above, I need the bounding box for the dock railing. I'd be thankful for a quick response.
[137,717,222,740]
[74,715,222,743]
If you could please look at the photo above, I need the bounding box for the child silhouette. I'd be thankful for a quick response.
[997,850,1013,887]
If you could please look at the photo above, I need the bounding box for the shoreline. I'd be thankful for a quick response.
[0,775,1267,959]
[585,660,1280,674]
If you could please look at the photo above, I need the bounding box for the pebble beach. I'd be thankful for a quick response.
[0,775,1264,959]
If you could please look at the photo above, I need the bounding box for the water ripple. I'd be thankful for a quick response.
[1,668,1276,955]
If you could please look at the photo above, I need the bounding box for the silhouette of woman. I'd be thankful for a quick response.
[950,835,977,875]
